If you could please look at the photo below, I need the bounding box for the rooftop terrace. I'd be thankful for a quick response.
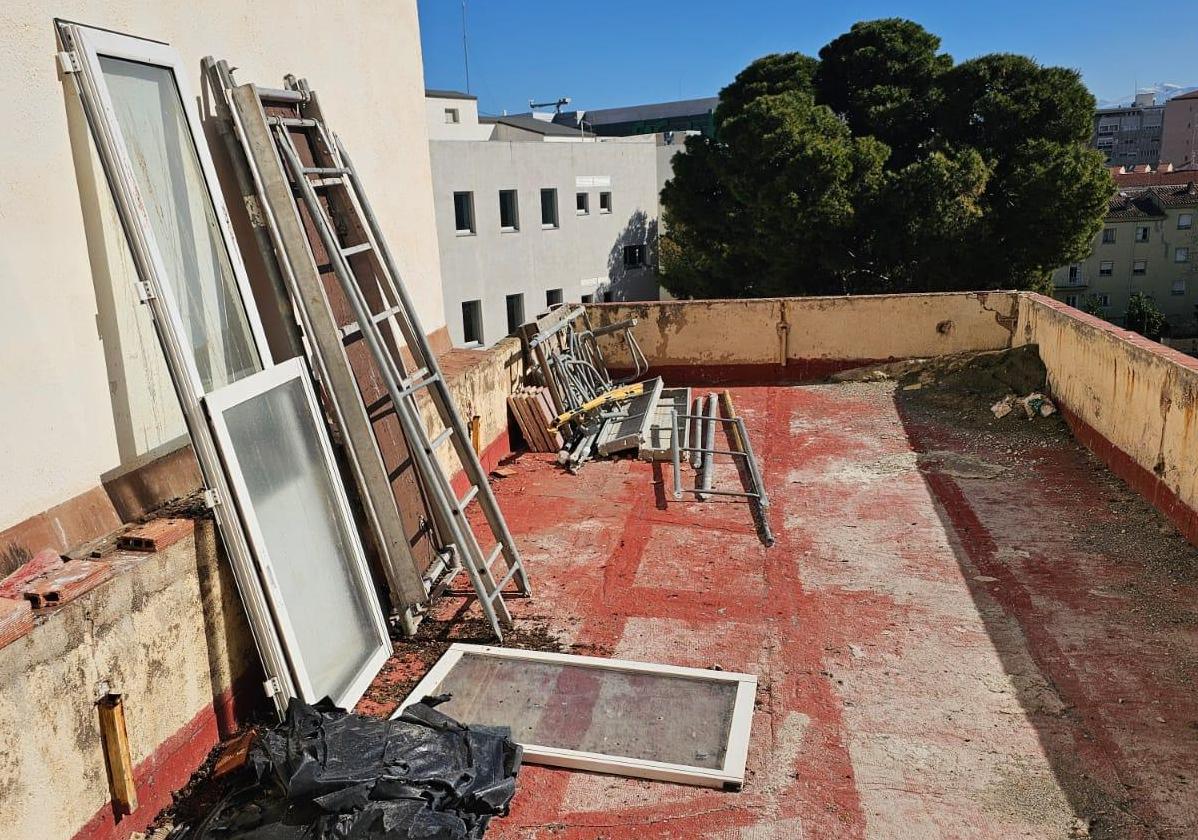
[6,292,1198,840]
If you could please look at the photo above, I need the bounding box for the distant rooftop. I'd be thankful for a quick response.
[425,88,476,101]
[481,114,591,138]
[576,96,719,125]
[1110,162,1198,188]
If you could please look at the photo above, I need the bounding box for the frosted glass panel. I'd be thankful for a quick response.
[222,377,379,702]
[427,653,739,769]
[100,56,260,393]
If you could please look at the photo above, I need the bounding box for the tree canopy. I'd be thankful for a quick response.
[659,19,1113,299]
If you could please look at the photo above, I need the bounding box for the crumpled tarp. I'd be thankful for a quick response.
[171,696,522,840]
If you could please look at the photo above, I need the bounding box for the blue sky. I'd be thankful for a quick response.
[418,1,1193,115]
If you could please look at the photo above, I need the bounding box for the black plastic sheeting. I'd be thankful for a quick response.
[170,696,522,840]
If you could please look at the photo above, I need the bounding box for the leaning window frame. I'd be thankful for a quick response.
[394,643,758,789]
[56,21,295,709]
[204,357,393,707]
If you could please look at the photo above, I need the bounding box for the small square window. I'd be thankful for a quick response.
[1101,228,1116,244]
[599,192,612,213]
[444,108,460,124]
[622,243,646,269]
[1176,247,1190,263]
[1099,260,1114,276]
[540,188,559,228]
[1173,279,1187,295]
[581,294,594,304]
[461,299,483,345]
[1065,294,1079,307]
[1133,259,1147,275]
[576,192,590,215]
[1097,294,1110,306]
[453,191,475,234]
[1179,213,1193,230]
[1135,226,1149,242]
[546,288,563,307]
[505,293,525,334]
[499,190,520,231]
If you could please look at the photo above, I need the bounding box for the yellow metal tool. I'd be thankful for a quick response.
[549,382,647,431]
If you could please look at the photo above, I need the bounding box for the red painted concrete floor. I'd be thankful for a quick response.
[364,382,1198,840]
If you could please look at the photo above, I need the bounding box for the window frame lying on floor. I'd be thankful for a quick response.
[394,643,758,789]
[205,358,392,707]
[55,21,298,711]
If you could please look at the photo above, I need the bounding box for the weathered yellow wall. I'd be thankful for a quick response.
[1015,294,1198,522]
[0,522,254,840]
[588,292,1020,369]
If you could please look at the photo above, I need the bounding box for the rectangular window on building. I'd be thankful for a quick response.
[1173,279,1187,296]
[444,108,460,124]
[1097,294,1111,307]
[581,294,594,304]
[1068,265,1080,281]
[599,192,612,213]
[546,288,563,307]
[1102,228,1116,244]
[1099,260,1114,276]
[462,300,483,345]
[601,291,613,303]
[1176,247,1190,263]
[540,189,559,229]
[623,244,646,268]
[1065,294,1079,307]
[1180,213,1193,230]
[505,293,525,334]
[576,192,590,215]
[499,190,519,231]
[1136,226,1149,242]
[453,191,475,234]
[1133,259,1147,275]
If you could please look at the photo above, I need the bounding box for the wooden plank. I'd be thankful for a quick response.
[512,392,549,452]
[532,389,565,450]
[229,83,426,607]
[97,694,138,815]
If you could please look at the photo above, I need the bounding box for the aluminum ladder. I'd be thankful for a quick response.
[264,81,530,639]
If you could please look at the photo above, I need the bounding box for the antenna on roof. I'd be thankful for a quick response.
[461,0,471,94]
[529,97,572,114]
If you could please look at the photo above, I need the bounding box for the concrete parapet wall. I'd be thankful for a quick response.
[588,292,1020,381]
[1015,293,1198,543]
[0,522,257,840]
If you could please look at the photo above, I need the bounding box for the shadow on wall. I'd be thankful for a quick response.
[606,209,659,301]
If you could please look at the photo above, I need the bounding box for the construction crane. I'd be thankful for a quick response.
[529,97,571,114]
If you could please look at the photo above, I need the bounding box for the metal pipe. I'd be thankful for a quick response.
[735,417,770,510]
[698,392,717,500]
[670,409,683,500]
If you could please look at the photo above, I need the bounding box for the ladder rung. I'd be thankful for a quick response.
[398,374,440,399]
[456,485,479,511]
[339,304,404,339]
[401,367,430,388]
[301,166,348,176]
[341,242,372,257]
[489,558,523,596]
[483,543,504,573]
[273,116,319,128]
[308,177,344,189]
[429,427,454,451]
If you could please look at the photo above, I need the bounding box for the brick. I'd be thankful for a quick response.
[116,518,193,553]
[22,560,113,609]
[0,597,32,648]
[0,548,63,599]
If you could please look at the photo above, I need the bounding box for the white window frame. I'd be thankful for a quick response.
[59,24,272,396]
[205,358,392,708]
[57,22,295,709]
[444,107,460,124]
[394,643,758,790]
[1176,247,1190,263]
[1179,213,1193,230]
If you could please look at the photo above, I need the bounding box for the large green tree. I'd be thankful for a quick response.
[660,19,1113,299]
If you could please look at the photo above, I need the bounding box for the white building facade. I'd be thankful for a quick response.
[426,92,663,347]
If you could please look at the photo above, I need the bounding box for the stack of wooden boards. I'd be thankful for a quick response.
[508,386,564,452]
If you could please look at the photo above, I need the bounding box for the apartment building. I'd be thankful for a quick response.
[1052,183,1198,329]
[426,91,662,347]
[1093,92,1164,166]
[1160,89,1198,167]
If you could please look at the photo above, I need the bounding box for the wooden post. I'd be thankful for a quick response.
[97,694,138,815]
[470,415,482,455]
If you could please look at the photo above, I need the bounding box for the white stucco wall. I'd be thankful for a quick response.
[425,94,493,141]
[431,135,661,346]
[0,0,446,532]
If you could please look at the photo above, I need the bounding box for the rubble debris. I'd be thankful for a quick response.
[0,548,64,598]
[22,560,113,609]
[117,518,193,552]
[168,698,521,840]
[990,393,1057,420]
